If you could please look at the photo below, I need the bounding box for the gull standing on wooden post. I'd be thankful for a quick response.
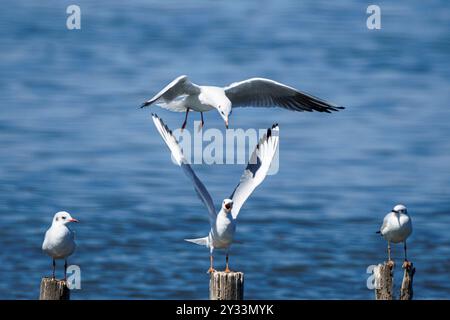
[142,75,344,130]
[377,204,412,263]
[151,114,279,273]
[42,211,78,279]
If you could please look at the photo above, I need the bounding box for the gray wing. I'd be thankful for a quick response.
[152,114,217,227]
[229,124,279,219]
[225,78,344,113]
[42,229,50,251]
[141,75,201,112]
[379,213,391,235]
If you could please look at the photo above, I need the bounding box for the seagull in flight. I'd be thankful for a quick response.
[377,204,412,264]
[142,75,344,130]
[151,114,279,273]
[42,211,79,280]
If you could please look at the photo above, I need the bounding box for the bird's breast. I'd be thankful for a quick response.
[212,214,235,245]
[42,227,76,259]
[383,214,412,243]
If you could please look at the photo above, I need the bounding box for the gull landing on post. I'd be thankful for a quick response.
[151,114,279,273]
[142,75,344,130]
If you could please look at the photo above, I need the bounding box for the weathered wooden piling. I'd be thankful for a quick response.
[39,277,70,300]
[209,271,244,300]
[374,261,394,300]
[400,261,415,300]
[374,260,415,300]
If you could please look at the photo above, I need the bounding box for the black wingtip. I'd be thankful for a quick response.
[141,101,150,108]
[376,231,381,234]
[325,106,344,113]
[267,128,272,138]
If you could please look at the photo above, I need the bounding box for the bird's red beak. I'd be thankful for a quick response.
[225,119,229,129]
[69,218,79,223]
[225,204,231,210]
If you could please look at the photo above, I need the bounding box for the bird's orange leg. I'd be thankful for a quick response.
[181,108,190,131]
[198,112,204,132]
[388,241,392,261]
[207,254,215,273]
[402,241,411,268]
[387,241,394,267]
[224,252,231,273]
[403,241,408,261]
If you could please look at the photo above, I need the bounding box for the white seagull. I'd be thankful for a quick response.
[142,75,344,130]
[152,114,279,273]
[42,211,79,279]
[377,204,412,263]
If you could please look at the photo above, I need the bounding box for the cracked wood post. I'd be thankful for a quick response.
[209,271,244,300]
[39,277,70,300]
[400,262,415,300]
[374,262,394,300]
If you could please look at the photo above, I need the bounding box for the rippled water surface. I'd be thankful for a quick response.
[0,0,449,299]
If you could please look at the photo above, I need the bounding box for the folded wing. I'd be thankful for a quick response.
[225,78,344,113]
[152,114,217,226]
[229,124,280,219]
[379,213,391,235]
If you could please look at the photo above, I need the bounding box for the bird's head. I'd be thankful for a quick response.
[217,101,232,129]
[200,87,232,128]
[392,204,407,215]
[52,211,79,226]
[222,199,233,213]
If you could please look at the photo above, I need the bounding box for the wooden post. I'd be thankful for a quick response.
[39,277,70,300]
[400,261,415,300]
[374,261,394,300]
[209,271,244,300]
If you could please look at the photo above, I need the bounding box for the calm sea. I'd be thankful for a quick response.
[0,0,449,299]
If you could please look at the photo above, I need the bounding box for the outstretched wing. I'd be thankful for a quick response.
[225,78,344,113]
[141,75,201,112]
[229,124,279,219]
[152,114,217,226]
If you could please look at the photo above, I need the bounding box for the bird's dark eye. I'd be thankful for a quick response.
[62,216,66,220]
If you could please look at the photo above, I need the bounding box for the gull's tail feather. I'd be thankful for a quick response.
[185,237,209,247]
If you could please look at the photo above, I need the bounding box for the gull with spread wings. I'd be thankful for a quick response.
[142,75,344,130]
[151,114,279,273]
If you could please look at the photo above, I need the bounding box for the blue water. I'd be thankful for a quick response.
[0,0,449,299]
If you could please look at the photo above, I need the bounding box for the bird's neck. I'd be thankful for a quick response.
[218,209,233,219]
[51,223,69,231]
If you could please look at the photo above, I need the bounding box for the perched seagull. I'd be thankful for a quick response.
[377,204,412,263]
[142,75,344,130]
[152,114,279,273]
[42,211,79,279]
